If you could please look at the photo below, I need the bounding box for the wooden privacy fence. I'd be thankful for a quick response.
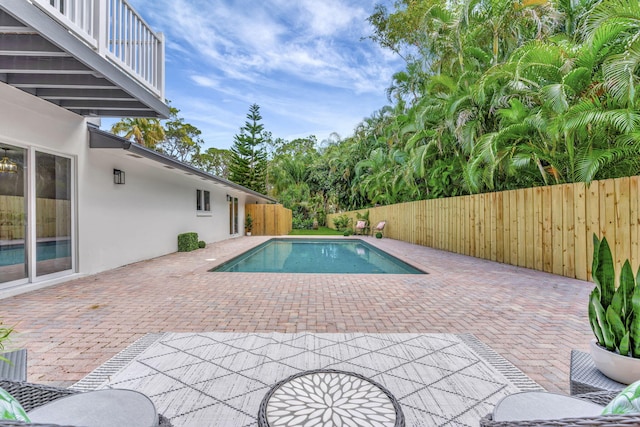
[245,204,292,236]
[0,196,71,240]
[327,176,640,281]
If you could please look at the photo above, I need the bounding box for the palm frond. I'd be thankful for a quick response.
[602,43,640,107]
[583,0,640,32]
[577,146,640,182]
[562,67,592,94]
[565,102,640,133]
[540,83,570,113]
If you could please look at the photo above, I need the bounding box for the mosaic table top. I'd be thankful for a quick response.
[259,369,404,427]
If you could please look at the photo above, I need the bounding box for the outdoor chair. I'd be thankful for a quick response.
[480,390,640,426]
[354,220,368,235]
[372,220,386,237]
[0,379,172,427]
[0,350,27,382]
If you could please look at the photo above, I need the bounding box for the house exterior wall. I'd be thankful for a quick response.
[79,148,246,273]
[0,82,245,283]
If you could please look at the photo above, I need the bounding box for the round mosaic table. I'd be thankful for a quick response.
[258,369,405,427]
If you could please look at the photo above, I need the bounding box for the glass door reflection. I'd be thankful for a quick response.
[0,145,27,284]
[35,151,71,277]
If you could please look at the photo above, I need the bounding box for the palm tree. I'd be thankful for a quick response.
[464,0,559,66]
[386,62,426,105]
[111,118,165,149]
[583,0,640,108]
[311,0,640,213]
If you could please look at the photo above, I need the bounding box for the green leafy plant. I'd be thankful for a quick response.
[343,229,353,236]
[177,232,199,252]
[0,321,13,364]
[355,210,370,224]
[245,213,253,232]
[332,214,352,231]
[376,232,383,239]
[589,235,640,358]
[292,217,314,229]
[198,241,206,249]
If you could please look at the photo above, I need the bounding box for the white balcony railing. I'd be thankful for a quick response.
[32,0,164,98]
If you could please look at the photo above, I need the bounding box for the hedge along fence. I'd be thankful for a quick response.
[245,204,292,236]
[327,176,640,282]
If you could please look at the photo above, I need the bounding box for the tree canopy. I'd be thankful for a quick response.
[228,104,268,194]
[109,0,640,229]
[110,118,165,149]
[156,104,204,162]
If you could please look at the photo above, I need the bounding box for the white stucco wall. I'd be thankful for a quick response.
[79,148,247,273]
[0,82,249,283]
[0,83,86,155]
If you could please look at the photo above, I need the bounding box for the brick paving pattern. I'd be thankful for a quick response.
[0,236,593,394]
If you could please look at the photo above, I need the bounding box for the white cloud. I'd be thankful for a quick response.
[190,75,219,89]
[126,0,402,149]
[298,0,366,36]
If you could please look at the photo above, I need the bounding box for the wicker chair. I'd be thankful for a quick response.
[354,220,368,235]
[480,390,640,426]
[371,220,386,237]
[0,380,172,427]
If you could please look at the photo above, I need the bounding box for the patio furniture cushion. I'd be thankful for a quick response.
[354,220,368,235]
[492,391,604,422]
[27,389,158,427]
[0,386,30,422]
[602,380,640,415]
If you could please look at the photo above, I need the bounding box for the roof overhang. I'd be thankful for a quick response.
[0,0,169,118]
[88,126,277,203]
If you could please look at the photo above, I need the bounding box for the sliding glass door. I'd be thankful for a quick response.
[0,145,27,284]
[35,151,72,277]
[0,145,74,287]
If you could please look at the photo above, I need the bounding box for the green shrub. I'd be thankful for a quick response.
[292,217,314,229]
[333,214,352,231]
[343,229,353,236]
[198,240,206,249]
[178,232,199,252]
[316,210,327,227]
[375,232,383,239]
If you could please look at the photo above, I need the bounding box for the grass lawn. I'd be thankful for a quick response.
[288,226,344,236]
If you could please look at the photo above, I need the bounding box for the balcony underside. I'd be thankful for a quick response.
[0,2,168,118]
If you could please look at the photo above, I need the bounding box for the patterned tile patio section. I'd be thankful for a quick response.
[0,236,594,394]
[75,332,543,426]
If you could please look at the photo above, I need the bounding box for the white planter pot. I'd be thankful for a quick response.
[590,339,640,384]
[246,232,251,236]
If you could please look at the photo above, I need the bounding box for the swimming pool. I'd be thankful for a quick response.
[211,239,425,274]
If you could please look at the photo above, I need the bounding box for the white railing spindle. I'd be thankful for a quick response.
[31,0,164,98]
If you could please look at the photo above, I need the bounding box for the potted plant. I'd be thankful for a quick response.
[245,213,253,236]
[375,231,383,239]
[588,234,640,384]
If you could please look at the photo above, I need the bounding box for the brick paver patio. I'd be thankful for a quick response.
[0,236,593,394]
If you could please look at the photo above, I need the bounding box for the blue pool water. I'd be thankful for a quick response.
[0,240,71,267]
[211,239,425,274]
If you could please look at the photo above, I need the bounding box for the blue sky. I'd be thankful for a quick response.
[118,0,403,150]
